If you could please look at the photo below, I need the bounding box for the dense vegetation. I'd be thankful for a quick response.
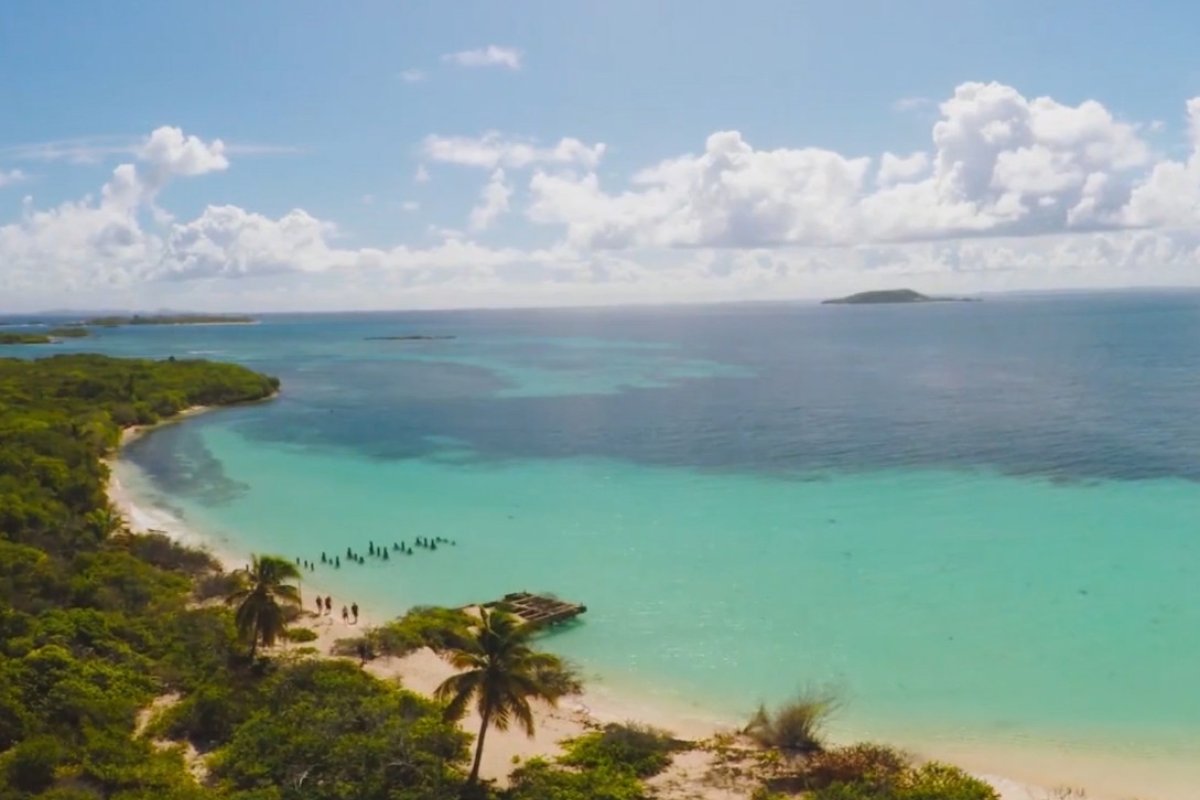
[86,315,256,327]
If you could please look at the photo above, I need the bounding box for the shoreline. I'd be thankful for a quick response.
[107,412,1185,800]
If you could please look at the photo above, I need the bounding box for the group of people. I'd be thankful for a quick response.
[295,536,459,573]
[314,594,359,624]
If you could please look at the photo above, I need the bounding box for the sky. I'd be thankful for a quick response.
[3,1,1200,311]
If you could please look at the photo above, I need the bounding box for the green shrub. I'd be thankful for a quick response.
[333,605,474,659]
[811,743,908,787]
[4,734,65,793]
[194,570,243,601]
[112,531,220,576]
[505,757,646,800]
[283,626,318,643]
[811,760,999,800]
[897,762,999,800]
[560,722,685,778]
[745,689,839,755]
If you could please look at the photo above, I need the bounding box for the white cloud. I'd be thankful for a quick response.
[414,164,431,184]
[441,45,522,70]
[398,68,426,84]
[528,81,1160,248]
[1121,98,1200,228]
[893,96,933,112]
[0,169,27,187]
[8,87,1200,312]
[401,200,420,212]
[422,131,605,170]
[138,126,228,182]
[468,169,512,231]
[528,130,872,248]
[877,151,930,187]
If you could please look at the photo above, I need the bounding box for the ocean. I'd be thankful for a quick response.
[20,292,1200,785]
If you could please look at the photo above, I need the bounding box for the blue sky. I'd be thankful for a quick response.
[3,1,1200,310]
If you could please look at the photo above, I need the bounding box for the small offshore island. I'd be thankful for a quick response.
[0,326,91,345]
[86,313,258,327]
[822,289,979,305]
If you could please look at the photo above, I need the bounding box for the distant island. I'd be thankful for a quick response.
[85,313,257,327]
[0,326,91,345]
[364,334,456,341]
[822,289,979,305]
[0,332,54,345]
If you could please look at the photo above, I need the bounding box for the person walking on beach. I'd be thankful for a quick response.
[351,602,359,624]
[341,605,349,623]
[314,596,322,615]
[324,596,332,614]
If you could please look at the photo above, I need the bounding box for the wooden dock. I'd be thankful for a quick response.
[482,592,587,627]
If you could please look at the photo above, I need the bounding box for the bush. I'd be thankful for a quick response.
[333,605,474,659]
[767,743,910,794]
[560,722,685,778]
[813,744,908,785]
[112,531,220,576]
[745,690,839,755]
[897,762,999,800]
[505,757,646,800]
[5,734,65,793]
[283,626,318,643]
[810,760,999,800]
[193,570,243,602]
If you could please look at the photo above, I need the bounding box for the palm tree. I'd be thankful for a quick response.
[86,504,127,538]
[435,607,577,786]
[224,554,302,659]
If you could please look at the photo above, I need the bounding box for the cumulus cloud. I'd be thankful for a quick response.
[468,169,512,231]
[441,45,522,70]
[8,84,1200,311]
[138,127,228,189]
[422,131,605,170]
[1121,98,1200,228]
[876,151,930,187]
[528,81,1164,248]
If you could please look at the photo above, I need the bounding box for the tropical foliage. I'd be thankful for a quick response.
[559,723,684,778]
[333,605,475,660]
[224,555,302,658]
[435,606,579,785]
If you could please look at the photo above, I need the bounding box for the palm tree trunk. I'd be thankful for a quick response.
[467,702,492,785]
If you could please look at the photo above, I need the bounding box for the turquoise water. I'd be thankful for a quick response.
[24,294,1198,774]
[122,423,1200,755]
